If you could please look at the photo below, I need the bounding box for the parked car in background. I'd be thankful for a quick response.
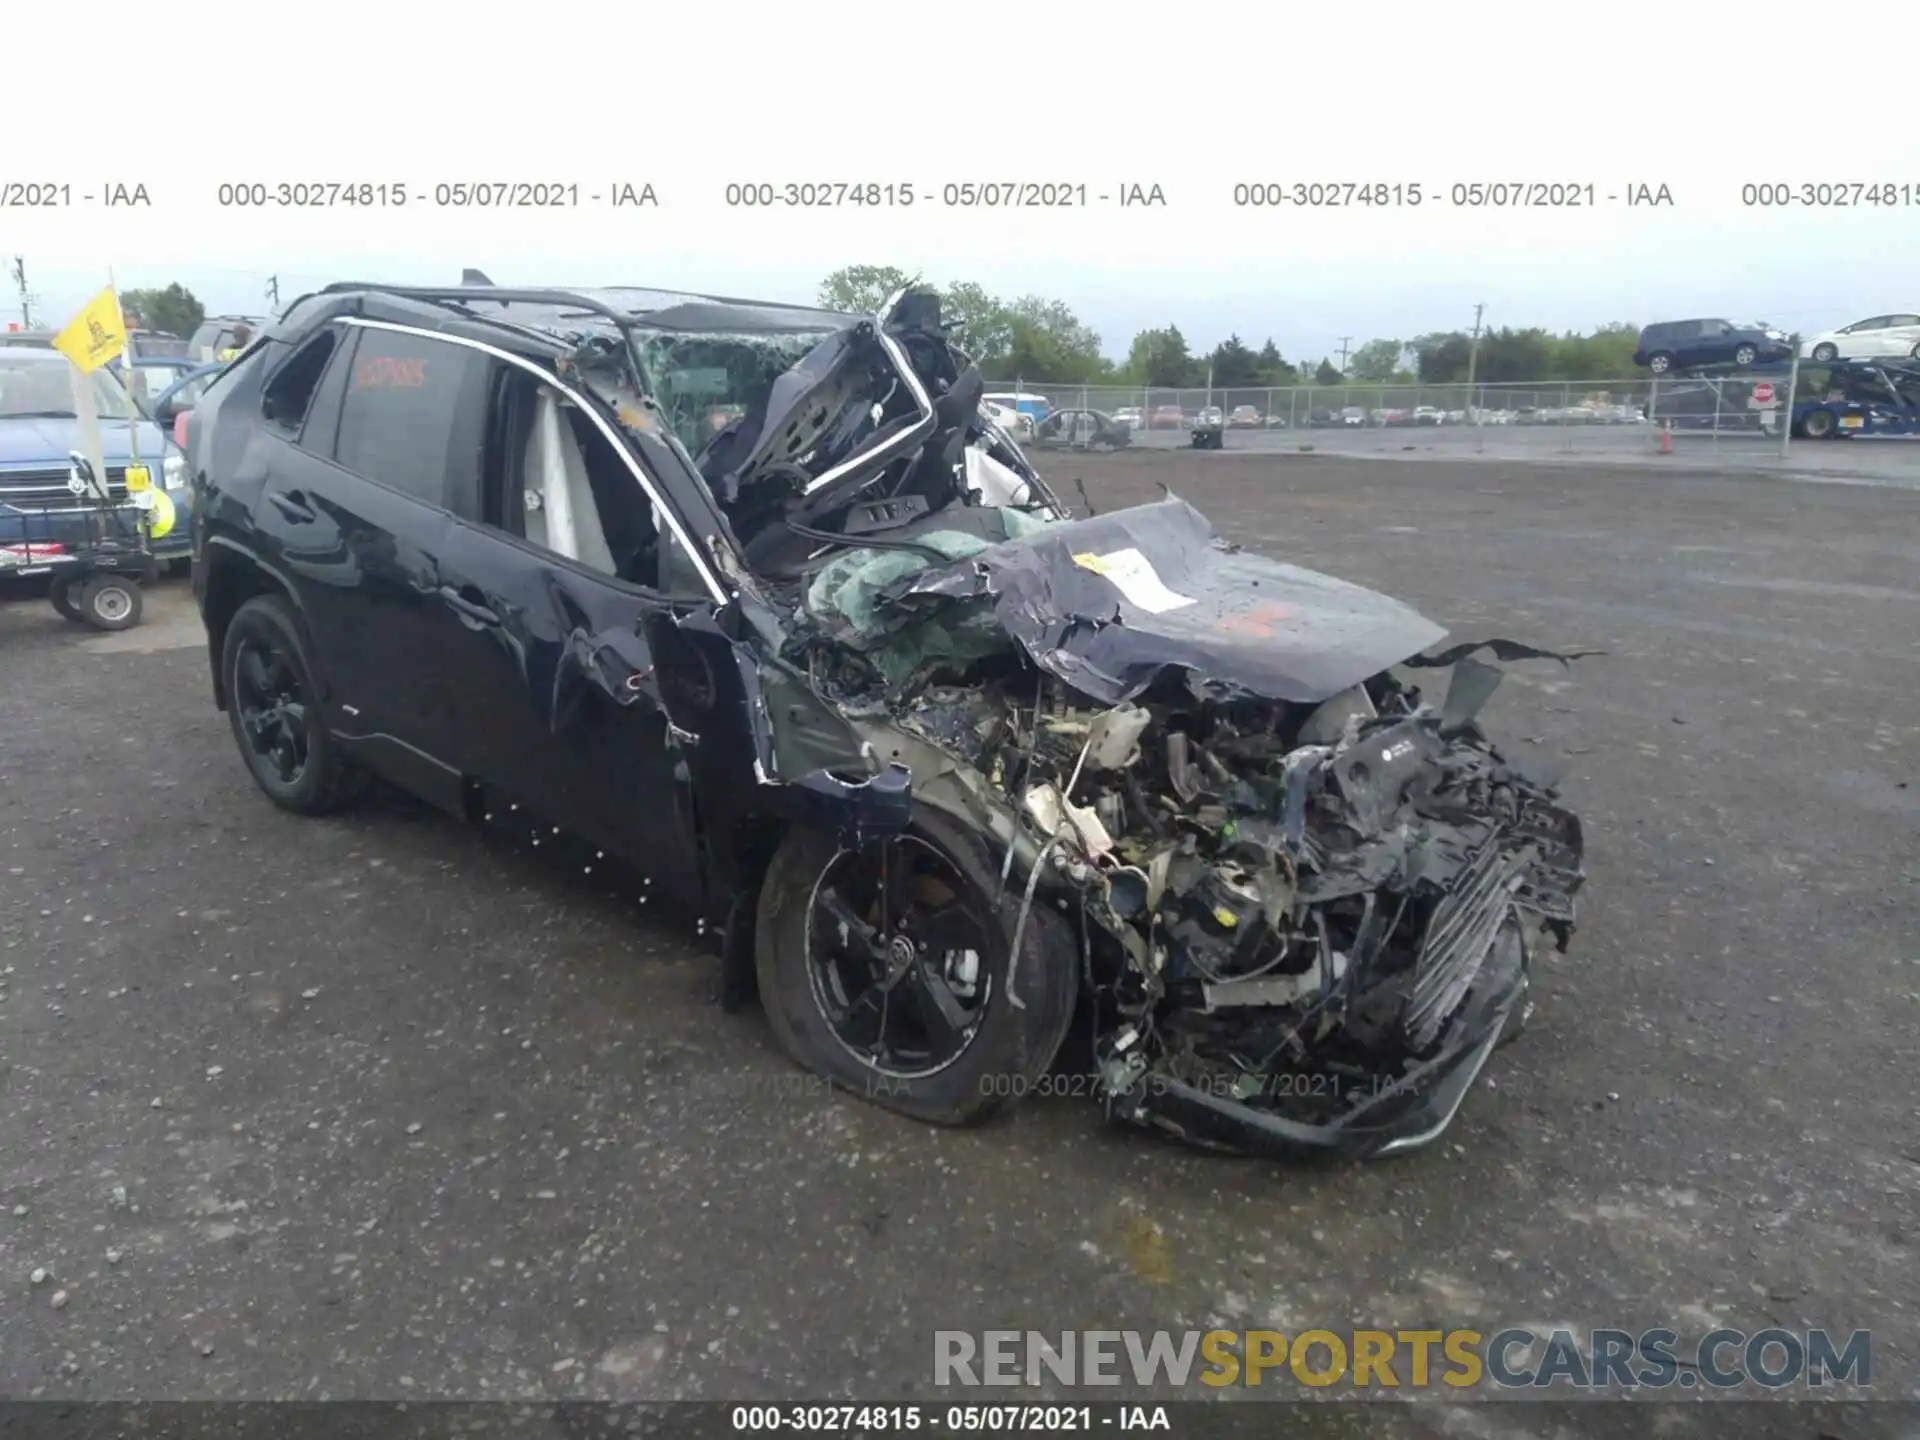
[188,315,272,363]
[1149,403,1184,428]
[149,363,227,443]
[1800,314,1920,363]
[1632,319,1793,374]
[127,330,192,360]
[1194,406,1224,427]
[981,399,1032,437]
[1412,406,1443,425]
[1028,407,1132,450]
[981,391,1050,431]
[0,347,193,573]
[1340,406,1366,426]
[1229,405,1261,428]
[125,356,208,412]
[1112,406,1144,430]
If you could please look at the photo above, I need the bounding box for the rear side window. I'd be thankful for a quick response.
[264,327,343,432]
[332,328,488,509]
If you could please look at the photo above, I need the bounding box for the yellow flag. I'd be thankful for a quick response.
[52,286,129,373]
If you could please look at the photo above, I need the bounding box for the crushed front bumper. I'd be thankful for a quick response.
[1105,929,1530,1160]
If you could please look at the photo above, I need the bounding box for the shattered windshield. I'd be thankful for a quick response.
[632,326,841,454]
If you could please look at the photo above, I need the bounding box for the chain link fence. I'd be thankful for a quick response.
[994,377,1799,438]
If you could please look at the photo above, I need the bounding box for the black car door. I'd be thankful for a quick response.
[251,321,483,812]
[430,360,706,894]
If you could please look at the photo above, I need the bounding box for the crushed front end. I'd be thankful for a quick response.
[689,286,1587,1159]
[865,654,1585,1159]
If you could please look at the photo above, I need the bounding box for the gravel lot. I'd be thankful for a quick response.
[2,453,1916,1427]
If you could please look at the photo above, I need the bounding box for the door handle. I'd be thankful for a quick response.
[268,489,316,523]
[439,583,499,627]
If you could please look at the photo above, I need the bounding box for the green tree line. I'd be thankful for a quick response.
[821,265,1648,388]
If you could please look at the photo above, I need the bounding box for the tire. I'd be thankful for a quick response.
[221,593,367,815]
[1733,344,1757,368]
[78,574,142,631]
[1800,407,1835,440]
[1812,343,1838,363]
[754,809,1080,1127]
[48,576,87,624]
[1910,343,1920,361]
[1647,353,1672,375]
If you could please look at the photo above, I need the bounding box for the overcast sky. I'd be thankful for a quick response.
[7,1,1917,362]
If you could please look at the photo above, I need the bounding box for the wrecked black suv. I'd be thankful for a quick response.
[183,282,1585,1159]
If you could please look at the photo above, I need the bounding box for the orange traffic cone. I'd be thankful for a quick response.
[1659,424,1672,455]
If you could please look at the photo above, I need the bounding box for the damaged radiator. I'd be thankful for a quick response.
[1403,838,1529,1049]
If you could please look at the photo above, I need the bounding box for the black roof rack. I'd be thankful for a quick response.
[315,282,859,335]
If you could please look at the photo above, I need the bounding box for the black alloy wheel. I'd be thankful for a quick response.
[805,834,994,1079]
[232,631,311,790]
[220,594,368,814]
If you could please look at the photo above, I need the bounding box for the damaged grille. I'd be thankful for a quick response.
[1404,837,1528,1050]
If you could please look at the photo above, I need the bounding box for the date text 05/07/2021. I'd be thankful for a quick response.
[729,1404,1168,1433]
[208,181,659,208]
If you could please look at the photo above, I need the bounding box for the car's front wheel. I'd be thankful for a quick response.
[221,594,367,815]
[754,811,1080,1126]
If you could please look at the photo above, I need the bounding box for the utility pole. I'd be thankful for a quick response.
[266,274,280,310]
[1464,303,1486,445]
[9,257,31,329]
[1464,303,1486,398]
[1336,336,1353,373]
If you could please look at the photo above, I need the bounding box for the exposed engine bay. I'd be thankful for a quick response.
[617,285,1591,1159]
[885,662,1583,1156]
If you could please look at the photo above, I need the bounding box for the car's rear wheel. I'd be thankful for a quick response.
[1733,344,1757,367]
[222,594,367,815]
[755,811,1079,1126]
[1812,342,1839,363]
[1647,352,1672,374]
[78,574,142,631]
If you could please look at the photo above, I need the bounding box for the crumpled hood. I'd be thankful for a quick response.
[885,495,1448,705]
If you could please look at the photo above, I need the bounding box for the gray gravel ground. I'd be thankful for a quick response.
[1,453,1916,1430]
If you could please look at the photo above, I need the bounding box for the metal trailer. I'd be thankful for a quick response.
[1789,360,1920,439]
[0,452,157,630]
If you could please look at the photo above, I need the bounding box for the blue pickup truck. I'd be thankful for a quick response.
[0,346,194,574]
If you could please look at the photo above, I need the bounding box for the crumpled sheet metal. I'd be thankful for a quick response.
[888,496,1450,706]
